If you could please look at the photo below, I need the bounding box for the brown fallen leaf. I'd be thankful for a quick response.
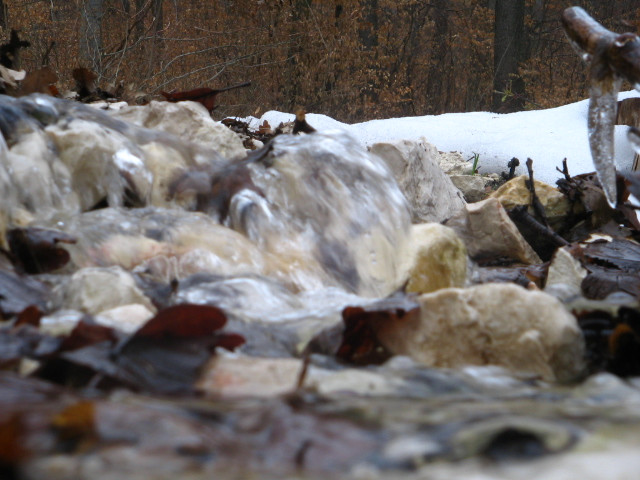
[0,270,49,318]
[567,238,640,299]
[337,294,419,366]
[34,304,245,394]
[0,413,29,477]
[7,227,76,274]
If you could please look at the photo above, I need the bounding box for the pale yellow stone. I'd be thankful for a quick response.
[51,266,156,315]
[490,175,571,230]
[375,283,585,382]
[398,223,467,294]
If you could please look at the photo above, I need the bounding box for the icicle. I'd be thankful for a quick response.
[587,76,622,207]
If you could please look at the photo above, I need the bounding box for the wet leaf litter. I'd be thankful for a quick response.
[3,7,640,480]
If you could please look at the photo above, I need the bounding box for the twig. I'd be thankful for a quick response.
[294,348,311,391]
[509,206,569,248]
[525,158,550,227]
[507,157,519,180]
[556,158,571,181]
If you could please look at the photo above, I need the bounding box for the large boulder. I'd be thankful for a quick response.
[374,283,586,382]
[369,139,466,223]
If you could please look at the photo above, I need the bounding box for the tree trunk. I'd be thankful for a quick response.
[80,0,104,72]
[358,0,379,113]
[358,0,378,49]
[145,0,164,77]
[492,0,526,112]
[425,0,449,114]
[0,1,7,29]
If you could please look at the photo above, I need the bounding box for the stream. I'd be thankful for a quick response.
[1,93,639,479]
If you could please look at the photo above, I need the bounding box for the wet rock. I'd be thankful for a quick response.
[0,94,232,217]
[96,303,155,333]
[374,283,585,382]
[448,415,578,461]
[198,354,303,397]
[199,352,413,398]
[50,266,156,315]
[398,223,468,294]
[175,275,371,355]
[51,207,267,281]
[1,127,78,224]
[445,197,542,265]
[112,100,246,160]
[46,117,153,210]
[490,175,572,230]
[369,138,466,223]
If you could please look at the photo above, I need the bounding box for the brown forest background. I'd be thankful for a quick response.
[0,0,639,122]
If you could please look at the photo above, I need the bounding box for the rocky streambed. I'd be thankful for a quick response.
[1,94,640,479]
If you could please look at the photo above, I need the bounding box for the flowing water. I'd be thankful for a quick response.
[1,94,640,479]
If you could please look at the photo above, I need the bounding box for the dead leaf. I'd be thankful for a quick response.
[34,304,245,394]
[0,270,49,318]
[570,237,640,299]
[337,295,419,366]
[7,227,76,274]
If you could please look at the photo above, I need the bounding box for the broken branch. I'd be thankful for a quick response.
[562,7,640,86]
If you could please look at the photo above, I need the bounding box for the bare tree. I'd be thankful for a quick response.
[80,0,104,73]
[0,0,7,30]
[425,0,449,114]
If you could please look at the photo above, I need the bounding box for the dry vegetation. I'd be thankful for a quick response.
[1,0,639,122]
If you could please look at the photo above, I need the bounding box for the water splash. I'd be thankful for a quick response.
[242,130,411,297]
[0,94,228,220]
[2,94,411,301]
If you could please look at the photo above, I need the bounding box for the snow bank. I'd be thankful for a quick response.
[254,90,640,186]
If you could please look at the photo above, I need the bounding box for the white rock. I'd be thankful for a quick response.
[437,150,472,175]
[370,138,466,223]
[95,303,155,333]
[449,174,488,203]
[50,266,156,315]
[445,197,541,264]
[197,354,304,397]
[544,246,588,301]
[398,223,467,294]
[197,352,407,398]
[0,65,25,87]
[112,100,246,160]
[374,283,585,382]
